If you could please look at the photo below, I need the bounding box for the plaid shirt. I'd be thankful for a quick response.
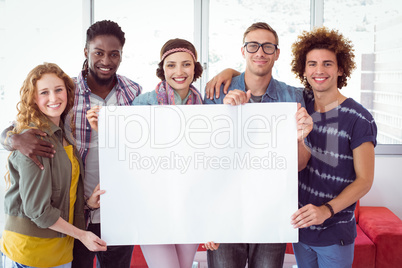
[72,70,141,167]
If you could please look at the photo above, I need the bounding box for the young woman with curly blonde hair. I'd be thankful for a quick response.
[1,63,106,268]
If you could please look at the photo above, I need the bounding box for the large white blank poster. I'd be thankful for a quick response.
[98,103,298,245]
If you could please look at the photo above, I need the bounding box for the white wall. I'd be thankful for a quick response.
[0,150,9,235]
[361,155,402,219]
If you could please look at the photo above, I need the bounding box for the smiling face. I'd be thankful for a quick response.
[35,73,68,126]
[163,51,195,98]
[304,49,343,94]
[242,29,280,77]
[85,34,122,86]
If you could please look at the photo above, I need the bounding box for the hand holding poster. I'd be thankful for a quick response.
[98,103,298,245]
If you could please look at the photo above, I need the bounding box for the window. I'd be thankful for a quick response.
[1,0,401,151]
[0,0,84,234]
[323,0,402,145]
[94,0,194,93]
[208,0,310,88]
[0,0,83,131]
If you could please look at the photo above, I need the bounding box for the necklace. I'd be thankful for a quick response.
[84,72,89,88]
[84,70,117,93]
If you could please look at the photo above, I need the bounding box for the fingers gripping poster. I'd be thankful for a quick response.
[98,103,298,245]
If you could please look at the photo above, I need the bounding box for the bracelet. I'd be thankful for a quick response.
[85,198,98,211]
[324,203,334,218]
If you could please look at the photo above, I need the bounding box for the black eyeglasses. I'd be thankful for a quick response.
[244,42,279,55]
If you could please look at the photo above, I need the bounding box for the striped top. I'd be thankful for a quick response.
[298,90,377,246]
[71,70,142,166]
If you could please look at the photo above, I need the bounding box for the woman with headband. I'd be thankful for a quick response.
[133,38,203,268]
[132,38,203,106]
[86,38,203,267]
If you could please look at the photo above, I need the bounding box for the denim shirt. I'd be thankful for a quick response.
[204,72,305,106]
[132,89,191,105]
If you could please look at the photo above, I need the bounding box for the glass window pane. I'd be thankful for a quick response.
[0,0,83,131]
[94,0,194,93]
[208,0,310,88]
[324,0,402,144]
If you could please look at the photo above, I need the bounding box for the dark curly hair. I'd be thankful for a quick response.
[291,26,356,90]
[82,20,125,71]
[156,38,203,82]
[85,20,125,49]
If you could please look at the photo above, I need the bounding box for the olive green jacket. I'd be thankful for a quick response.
[4,121,85,238]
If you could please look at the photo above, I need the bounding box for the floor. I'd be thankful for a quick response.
[193,252,298,268]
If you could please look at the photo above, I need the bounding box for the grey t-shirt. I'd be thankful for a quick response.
[249,94,263,103]
[85,85,118,223]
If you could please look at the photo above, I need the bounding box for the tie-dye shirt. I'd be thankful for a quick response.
[298,90,377,247]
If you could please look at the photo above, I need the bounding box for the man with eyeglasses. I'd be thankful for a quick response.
[203,22,312,268]
[204,22,305,106]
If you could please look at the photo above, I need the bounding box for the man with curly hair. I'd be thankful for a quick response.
[289,27,377,267]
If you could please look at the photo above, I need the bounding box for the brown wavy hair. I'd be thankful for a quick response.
[11,62,76,134]
[156,38,203,82]
[291,26,356,90]
[243,22,279,46]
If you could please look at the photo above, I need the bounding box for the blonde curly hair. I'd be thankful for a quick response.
[12,62,75,134]
[5,63,76,189]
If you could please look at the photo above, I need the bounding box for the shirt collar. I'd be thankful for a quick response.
[264,78,278,100]
[173,89,191,105]
[239,73,279,100]
[78,70,120,94]
[27,118,63,142]
[45,119,63,138]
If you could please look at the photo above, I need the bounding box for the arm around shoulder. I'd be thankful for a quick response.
[1,124,55,169]
[0,125,15,151]
[132,91,158,105]
[205,68,240,99]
